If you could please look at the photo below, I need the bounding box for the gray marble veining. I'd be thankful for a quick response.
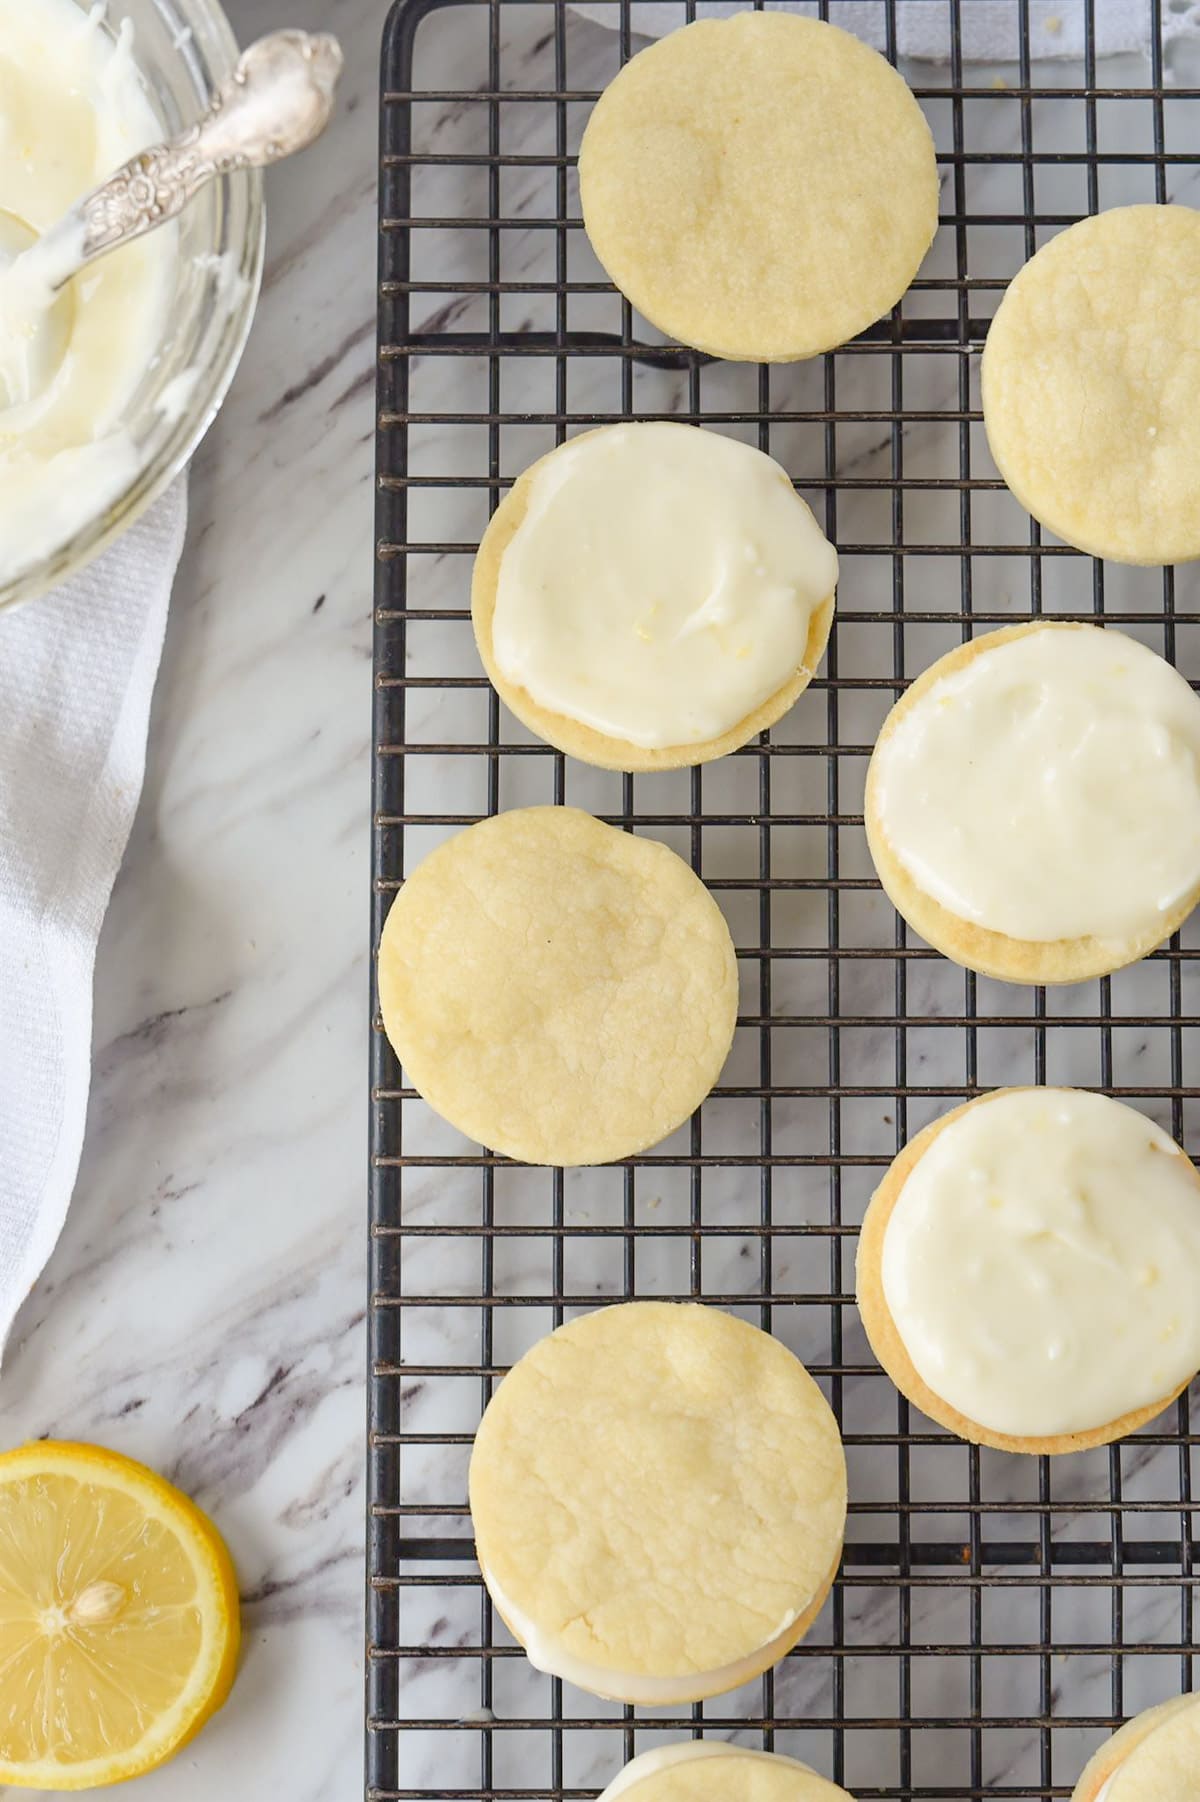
[0,0,380,1795]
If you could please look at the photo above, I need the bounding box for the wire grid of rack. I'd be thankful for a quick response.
[368,3,1200,1798]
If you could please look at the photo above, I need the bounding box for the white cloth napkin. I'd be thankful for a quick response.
[0,483,185,1353]
[572,0,1177,60]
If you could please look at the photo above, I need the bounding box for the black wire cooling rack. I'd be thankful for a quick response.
[368,3,1200,1797]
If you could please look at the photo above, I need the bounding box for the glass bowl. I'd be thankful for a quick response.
[0,0,265,613]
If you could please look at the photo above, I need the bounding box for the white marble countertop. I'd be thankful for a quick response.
[0,0,384,1794]
[2,2,1196,1798]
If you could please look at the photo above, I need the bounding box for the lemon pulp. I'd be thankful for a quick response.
[0,1441,239,1790]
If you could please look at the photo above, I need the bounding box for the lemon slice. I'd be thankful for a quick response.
[0,1441,240,1790]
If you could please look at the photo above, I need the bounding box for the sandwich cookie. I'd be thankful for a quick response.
[469,1302,847,1702]
[473,423,837,772]
[865,621,1200,983]
[597,1743,857,1802]
[856,1087,1200,1454]
[983,204,1200,565]
[377,808,737,1166]
[578,13,939,362]
[1071,1691,1200,1802]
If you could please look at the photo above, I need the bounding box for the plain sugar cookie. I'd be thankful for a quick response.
[376,807,737,1166]
[1072,1691,1200,1802]
[597,1743,857,1802]
[468,1302,847,1703]
[864,621,1200,983]
[982,205,1200,564]
[856,1088,1200,1455]
[473,424,837,771]
[578,14,939,362]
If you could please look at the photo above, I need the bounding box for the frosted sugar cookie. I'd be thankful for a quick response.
[864,621,1200,983]
[856,1088,1200,1454]
[469,1303,847,1702]
[577,14,939,362]
[982,205,1200,564]
[1072,1692,1200,1802]
[376,808,736,1166]
[472,424,837,771]
[597,1744,857,1802]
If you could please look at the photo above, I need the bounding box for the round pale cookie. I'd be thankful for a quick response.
[377,808,736,1166]
[577,14,939,362]
[472,424,837,772]
[469,1302,847,1703]
[597,1743,856,1802]
[856,1088,1200,1455]
[864,621,1200,984]
[1072,1693,1200,1802]
[982,205,1200,564]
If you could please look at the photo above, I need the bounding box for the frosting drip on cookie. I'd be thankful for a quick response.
[481,1560,814,1706]
[871,623,1200,943]
[881,1088,1200,1438]
[490,423,837,749]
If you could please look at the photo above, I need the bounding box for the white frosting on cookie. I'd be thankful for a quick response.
[881,1089,1200,1438]
[491,423,837,749]
[870,624,1200,943]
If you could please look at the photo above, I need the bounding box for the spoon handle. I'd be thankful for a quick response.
[44,29,342,277]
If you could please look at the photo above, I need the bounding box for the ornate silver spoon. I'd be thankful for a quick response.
[0,29,343,406]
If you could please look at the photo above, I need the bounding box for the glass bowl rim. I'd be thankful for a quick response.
[0,0,266,614]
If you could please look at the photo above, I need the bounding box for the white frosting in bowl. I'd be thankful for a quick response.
[0,0,175,586]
